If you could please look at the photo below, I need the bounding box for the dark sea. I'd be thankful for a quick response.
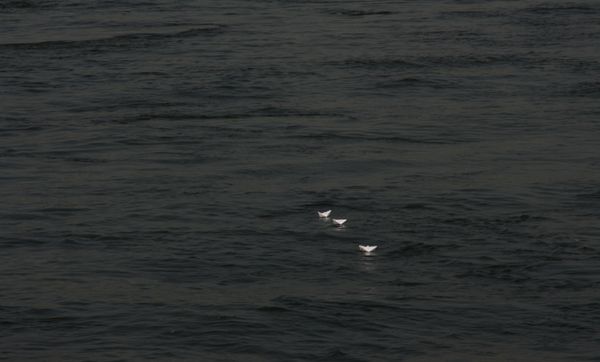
[1,0,600,361]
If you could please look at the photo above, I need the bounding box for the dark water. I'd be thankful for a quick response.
[2,1,600,361]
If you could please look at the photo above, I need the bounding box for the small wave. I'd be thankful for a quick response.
[567,81,600,97]
[375,77,459,90]
[287,131,466,144]
[418,54,523,67]
[316,348,366,362]
[0,236,47,248]
[523,4,596,15]
[102,106,347,124]
[402,203,433,210]
[0,25,225,49]
[387,242,443,257]
[577,190,600,199]
[0,125,43,134]
[34,207,90,214]
[325,9,395,17]
[271,296,400,313]
[457,266,531,283]
[332,54,549,70]
[330,58,424,69]
[408,29,493,45]
[439,10,506,19]
[256,305,291,313]
[0,0,45,9]
[44,155,108,163]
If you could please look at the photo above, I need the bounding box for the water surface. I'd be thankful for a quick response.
[1,1,600,361]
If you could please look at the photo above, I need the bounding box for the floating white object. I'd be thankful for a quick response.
[318,210,332,218]
[359,245,378,253]
[332,218,347,226]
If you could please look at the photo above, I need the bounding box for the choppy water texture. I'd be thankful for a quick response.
[1,1,600,361]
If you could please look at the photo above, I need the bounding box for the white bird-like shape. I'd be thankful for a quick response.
[359,245,378,253]
[332,218,347,226]
[318,210,332,218]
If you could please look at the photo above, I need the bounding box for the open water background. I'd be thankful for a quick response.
[1,0,600,361]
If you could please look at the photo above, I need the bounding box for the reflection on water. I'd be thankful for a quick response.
[358,253,377,273]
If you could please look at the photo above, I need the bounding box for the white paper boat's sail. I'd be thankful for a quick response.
[332,218,347,226]
[318,210,332,218]
[359,245,378,253]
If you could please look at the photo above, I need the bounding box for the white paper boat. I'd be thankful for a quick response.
[317,210,332,218]
[359,245,378,253]
[332,218,347,226]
